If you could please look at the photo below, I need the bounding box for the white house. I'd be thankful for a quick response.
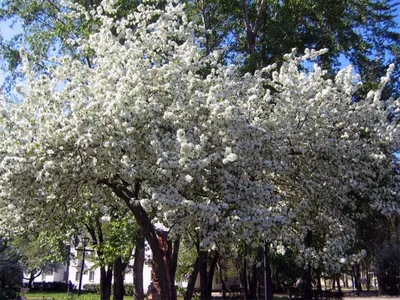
[24,245,153,293]
[68,245,152,291]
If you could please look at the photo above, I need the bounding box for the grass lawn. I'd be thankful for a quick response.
[25,292,155,300]
[25,291,106,300]
[25,291,289,300]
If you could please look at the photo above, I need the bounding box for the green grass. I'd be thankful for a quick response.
[26,291,102,300]
[25,291,147,300]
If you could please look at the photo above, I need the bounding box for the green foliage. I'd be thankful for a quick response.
[13,231,68,283]
[0,238,23,288]
[175,242,197,283]
[375,239,400,295]
[30,282,69,292]
[0,288,18,300]
[96,215,139,265]
[82,283,135,296]
[270,247,302,293]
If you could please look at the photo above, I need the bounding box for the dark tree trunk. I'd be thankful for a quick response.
[217,261,227,300]
[264,242,273,300]
[26,270,41,288]
[113,256,127,300]
[239,252,249,300]
[366,267,371,291]
[167,237,180,300]
[133,236,145,300]
[249,263,257,299]
[85,222,113,300]
[100,266,113,300]
[336,276,341,292]
[353,263,362,296]
[377,273,386,296]
[200,250,209,300]
[302,230,313,300]
[100,181,173,300]
[206,253,218,299]
[184,254,203,300]
[316,271,322,293]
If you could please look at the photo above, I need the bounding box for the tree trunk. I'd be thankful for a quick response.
[133,236,145,300]
[366,266,370,291]
[217,261,227,300]
[239,252,249,300]
[100,266,113,300]
[113,256,127,300]
[100,181,173,300]
[264,242,273,300]
[167,237,180,300]
[377,272,386,296]
[184,254,203,300]
[206,253,218,299]
[302,230,313,300]
[336,276,341,292]
[200,250,209,300]
[316,271,322,294]
[353,263,362,296]
[27,270,41,288]
[249,262,257,299]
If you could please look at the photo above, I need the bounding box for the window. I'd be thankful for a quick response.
[89,271,95,282]
[75,272,80,282]
[45,269,53,276]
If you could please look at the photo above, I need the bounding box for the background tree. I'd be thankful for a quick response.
[0,238,22,289]
[14,232,68,288]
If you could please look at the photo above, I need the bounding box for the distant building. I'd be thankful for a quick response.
[23,246,153,293]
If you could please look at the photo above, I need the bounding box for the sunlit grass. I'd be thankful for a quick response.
[25,291,103,300]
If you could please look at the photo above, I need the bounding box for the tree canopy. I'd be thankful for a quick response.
[0,1,399,299]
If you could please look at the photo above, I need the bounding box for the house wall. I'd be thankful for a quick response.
[68,247,153,293]
[23,246,153,294]
[23,266,67,285]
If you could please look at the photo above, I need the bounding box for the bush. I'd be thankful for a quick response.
[82,284,101,294]
[124,284,134,296]
[0,288,18,300]
[375,241,400,296]
[31,281,68,292]
[82,283,134,296]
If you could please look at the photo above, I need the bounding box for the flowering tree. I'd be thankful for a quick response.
[0,0,399,299]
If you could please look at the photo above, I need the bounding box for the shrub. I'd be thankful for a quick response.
[81,283,134,296]
[31,281,68,292]
[82,284,101,294]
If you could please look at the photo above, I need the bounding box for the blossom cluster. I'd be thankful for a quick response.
[0,0,398,271]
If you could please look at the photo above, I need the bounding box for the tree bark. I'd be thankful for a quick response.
[352,263,362,296]
[86,221,113,300]
[217,261,227,300]
[167,237,180,300]
[184,254,203,300]
[239,252,249,300]
[206,253,218,299]
[100,266,113,300]
[200,250,209,300]
[336,276,341,292]
[113,256,127,300]
[133,236,145,300]
[249,262,257,299]
[26,270,41,288]
[264,242,273,300]
[302,230,313,300]
[99,180,173,300]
